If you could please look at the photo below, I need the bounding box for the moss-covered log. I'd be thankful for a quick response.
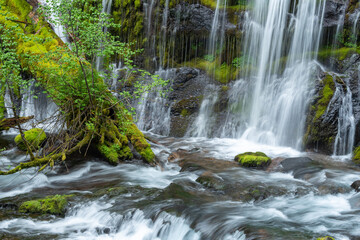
[0,0,156,175]
[0,116,34,131]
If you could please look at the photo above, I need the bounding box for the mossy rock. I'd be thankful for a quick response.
[19,194,73,216]
[14,128,46,151]
[353,146,360,164]
[303,73,338,153]
[317,237,334,240]
[234,152,271,169]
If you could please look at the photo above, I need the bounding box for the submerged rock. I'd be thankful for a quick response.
[280,157,321,179]
[234,152,271,169]
[14,128,46,151]
[19,194,72,216]
[351,180,360,192]
[196,171,225,190]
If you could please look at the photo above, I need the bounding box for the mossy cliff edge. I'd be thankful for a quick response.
[0,0,155,174]
[303,73,337,154]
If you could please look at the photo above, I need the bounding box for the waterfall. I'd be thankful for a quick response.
[353,11,360,43]
[144,0,158,67]
[38,0,70,45]
[186,85,219,138]
[159,0,170,68]
[186,0,227,138]
[135,69,174,135]
[208,0,228,61]
[95,0,113,71]
[333,78,356,156]
[4,81,58,133]
[218,0,326,149]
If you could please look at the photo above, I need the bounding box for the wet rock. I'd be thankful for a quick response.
[179,156,238,173]
[168,67,212,137]
[280,157,321,179]
[323,0,347,28]
[196,171,225,190]
[234,152,271,169]
[158,183,196,204]
[266,157,285,172]
[318,184,348,195]
[304,71,338,154]
[168,4,215,35]
[168,148,189,162]
[229,184,288,202]
[94,186,128,197]
[19,194,73,216]
[351,180,360,192]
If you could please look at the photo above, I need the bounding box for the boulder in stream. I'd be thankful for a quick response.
[234,152,271,169]
[280,157,322,179]
[351,180,360,192]
[19,194,73,216]
[14,128,46,151]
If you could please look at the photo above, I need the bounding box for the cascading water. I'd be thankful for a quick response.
[135,0,176,135]
[353,11,360,38]
[159,0,170,68]
[38,0,70,45]
[219,0,326,149]
[95,0,113,71]
[186,0,227,138]
[208,0,228,61]
[332,77,356,157]
[136,69,174,136]
[3,81,58,133]
[186,85,219,138]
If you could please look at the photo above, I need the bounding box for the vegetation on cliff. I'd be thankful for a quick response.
[0,0,166,174]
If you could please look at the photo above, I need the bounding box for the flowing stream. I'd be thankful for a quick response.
[1,133,360,239]
[2,0,360,239]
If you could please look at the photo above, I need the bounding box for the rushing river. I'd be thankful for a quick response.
[0,132,359,240]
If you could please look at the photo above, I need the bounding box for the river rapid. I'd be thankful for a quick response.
[0,132,359,240]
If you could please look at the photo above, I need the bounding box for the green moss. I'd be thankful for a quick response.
[317,48,360,62]
[314,74,335,120]
[185,58,239,84]
[234,152,271,169]
[353,146,360,164]
[4,0,32,21]
[180,109,189,117]
[14,128,46,151]
[98,144,119,165]
[126,123,155,164]
[317,237,335,240]
[19,194,72,215]
[111,0,144,45]
[98,140,133,165]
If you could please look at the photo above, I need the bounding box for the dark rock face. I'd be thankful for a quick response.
[323,0,347,28]
[168,67,213,137]
[304,70,338,154]
[169,3,215,35]
[343,55,360,147]
[351,180,360,192]
[168,3,235,35]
